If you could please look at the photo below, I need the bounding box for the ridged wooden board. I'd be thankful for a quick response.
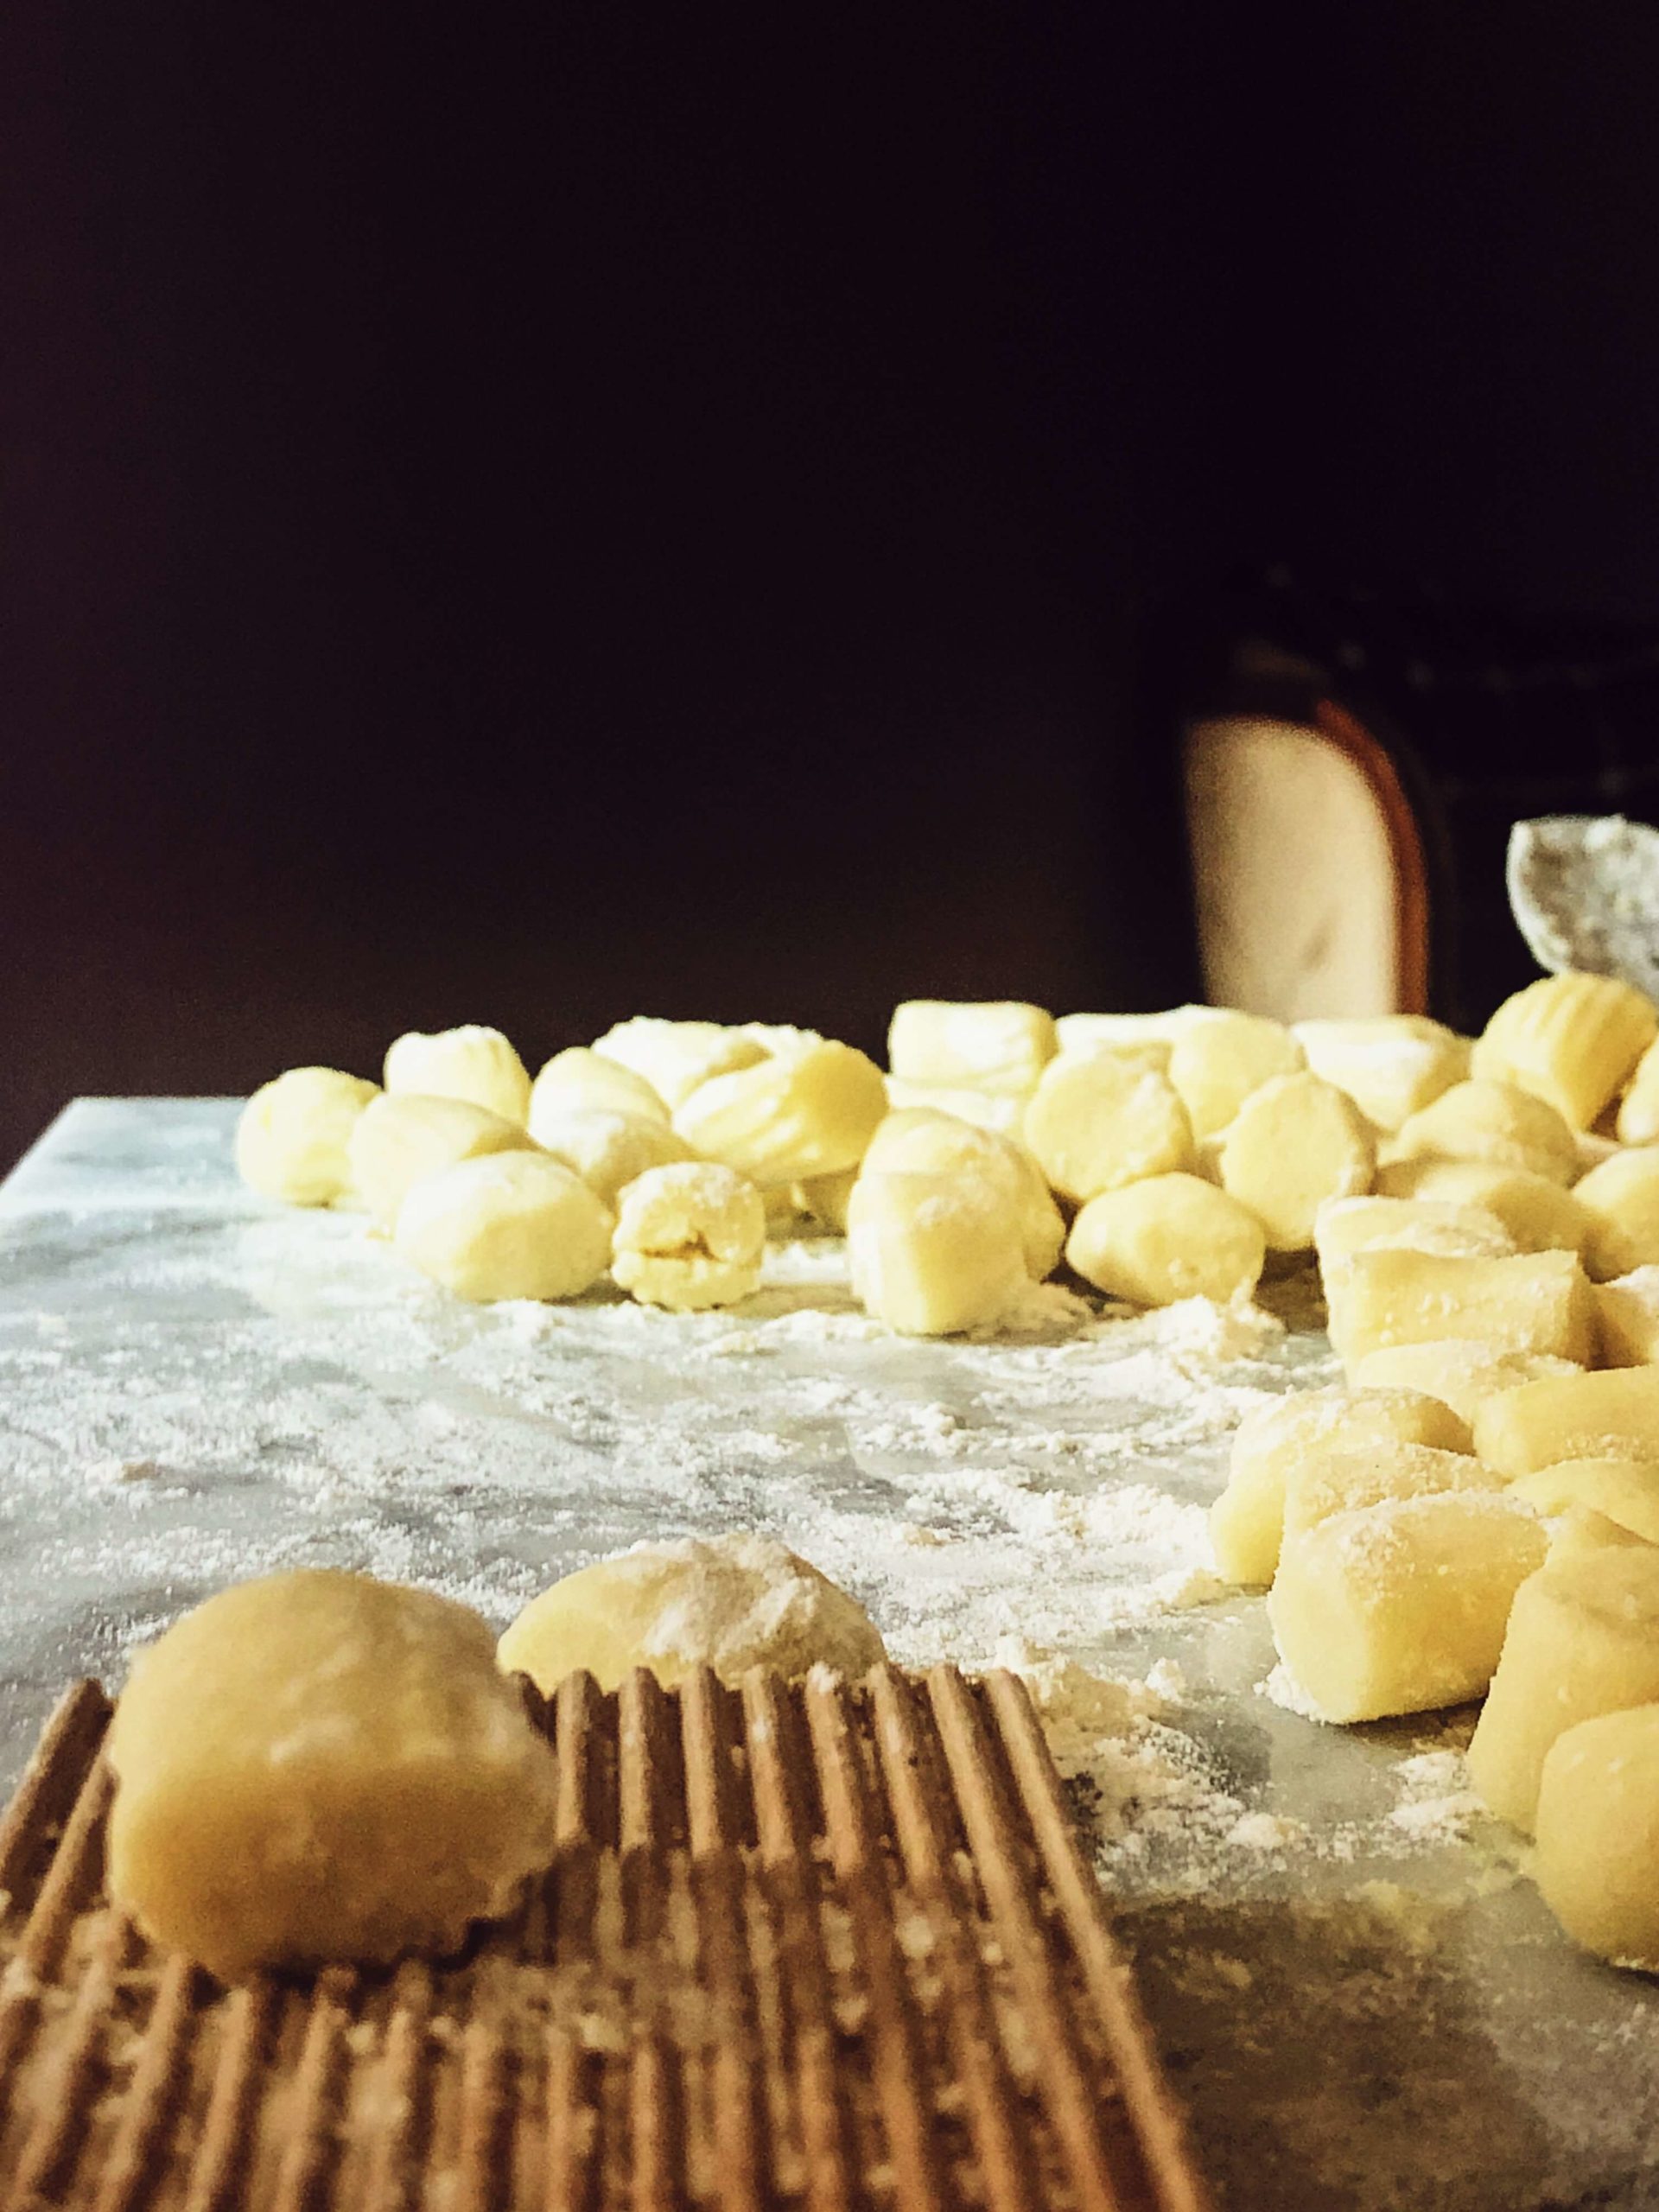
[0,1667,1210,2211]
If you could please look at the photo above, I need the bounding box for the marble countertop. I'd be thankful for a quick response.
[2,1098,1656,2210]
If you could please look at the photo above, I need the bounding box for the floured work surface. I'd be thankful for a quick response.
[0,1664,1205,2211]
[6,1103,1659,2210]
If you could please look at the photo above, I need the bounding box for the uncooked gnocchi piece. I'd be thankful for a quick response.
[347,1092,538,1231]
[383,1025,532,1125]
[1022,1052,1193,1206]
[1471,971,1657,1131]
[861,1109,1065,1279]
[847,1168,1027,1337]
[1535,1704,1659,1967]
[1291,1014,1470,1131]
[1312,1195,1516,1281]
[526,1104,696,1210]
[1281,1440,1505,1544]
[1325,1247,1596,1366]
[591,1020,767,1111]
[880,1079,1033,1140]
[794,1166,858,1235]
[1468,1544,1659,1832]
[1268,1491,1546,1723]
[676,1039,887,1186]
[529,1048,670,1125]
[1471,1364,1659,1478]
[1617,1034,1659,1144]
[395,1149,614,1302]
[106,1571,558,1983]
[1389,1079,1580,1185]
[1166,1010,1304,1140]
[1054,1008,1209,1062]
[1066,1173,1265,1308]
[1570,1147,1659,1281]
[1595,1268,1659,1367]
[1217,1071,1374,1251]
[498,1531,887,1694]
[610,1162,766,1311]
[887,1001,1057,1096]
[1510,1458,1659,1547]
[235,1067,380,1207]
[1344,1339,1583,1422]
[1370,1158,1589,1255]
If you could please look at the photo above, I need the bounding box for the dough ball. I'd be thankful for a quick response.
[887,1000,1057,1096]
[1290,1014,1471,1131]
[395,1149,613,1302]
[1066,1173,1265,1308]
[1571,1147,1659,1281]
[1471,971,1657,1131]
[105,1570,557,1983]
[529,1047,670,1125]
[1217,1071,1375,1251]
[612,1161,766,1310]
[1535,1703,1659,1967]
[526,1103,696,1209]
[880,1079,1033,1140]
[383,1025,531,1125]
[347,1092,537,1231]
[1471,1364,1659,1478]
[235,1067,380,1207]
[1389,1079,1580,1186]
[1370,1159,1589,1255]
[498,1532,887,1694]
[1166,1009,1305,1140]
[1053,1007,1211,1062]
[675,1039,887,1186]
[862,1109,1065,1279]
[590,1020,766,1111]
[1325,1247,1596,1367]
[1022,1052,1193,1206]
[847,1168,1027,1336]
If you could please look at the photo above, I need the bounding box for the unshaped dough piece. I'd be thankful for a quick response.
[1166,1009,1305,1140]
[1210,1384,1471,1587]
[1571,1147,1659,1281]
[1281,1440,1505,1543]
[347,1092,538,1231]
[529,1047,670,1126]
[498,1532,887,1694]
[1066,1173,1265,1308]
[395,1150,613,1302]
[887,1000,1058,1096]
[675,1039,887,1186]
[1217,1071,1375,1252]
[1291,1014,1471,1131]
[1595,1268,1659,1366]
[1022,1052,1193,1206]
[236,1067,380,1206]
[611,1162,766,1311]
[383,1025,532,1126]
[526,1104,696,1209]
[1325,1247,1596,1366]
[105,1570,557,1983]
[1344,1339,1583,1423]
[1268,1491,1546,1723]
[590,1020,766,1111]
[847,1168,1027,1337]
[1471,1365,1659,1477]
[1535,1703,1659,1967]
[1471,971,1657,1131]
[1370,1158,1589,1255]
[1313,1195,1516,1281]
[1510,1457,1659,1547]
[1617,1033,1659,1144]
[1389,1079,1580,1186]
[861,1109,1065,1279]
[1468,1545,1659,1832]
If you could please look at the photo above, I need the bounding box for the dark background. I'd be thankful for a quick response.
[9,9,1659,1169]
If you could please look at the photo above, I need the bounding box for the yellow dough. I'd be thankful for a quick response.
[1535,1704,1659,1967]
[590,1020,766,1111]
[528,1047,670,1125]
[235,1067,380,1207]
[1471,1365,1659,1477]
[675,1039,887,1186]
[1389,1079,1580,1185]
[1217,1071,1375,1251]
[847,1168,1027,1337]
[861,1109,1065,1279]
[1468,1544,1659,1832]
[105,1571,558,1984]
[1571,1147,1659,1281]
[383,1025,532,1126]
[887,1000,1057,1096]
[1313,1195,1516,1279]
[1209,1384,1471,1587]
[1510,1458,1659,1546]
[1022,1052,1193,1206]
[1054,1008,1210,1064]
[1291,1014,1470,1131]
[794,1166,859,1235]
[1370,1158,1589,1255]
[611,1162,766,1311]
[498,1532,887,1694]
[525,1104,696,1210]
[347,1093,537,1231]
[1471,972,1657,1131]
[1595,1269,1659,1366]
[880,1079,1033,1140]
[1325,1248,1596,1366]
[1281,1440,1504,1543]
[1166,1010,1305,1140]
[394,1150,614,1302]
[1344,1339,1583,1423]
[1617,1034,1659,1144]
[1066,1173,1266,1308]
[1268,1491,1546,1723]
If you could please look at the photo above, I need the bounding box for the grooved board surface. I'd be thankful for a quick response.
[0,1667,1208,2212]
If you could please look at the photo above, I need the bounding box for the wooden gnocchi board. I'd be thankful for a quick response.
[0,1664,1208,2211]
